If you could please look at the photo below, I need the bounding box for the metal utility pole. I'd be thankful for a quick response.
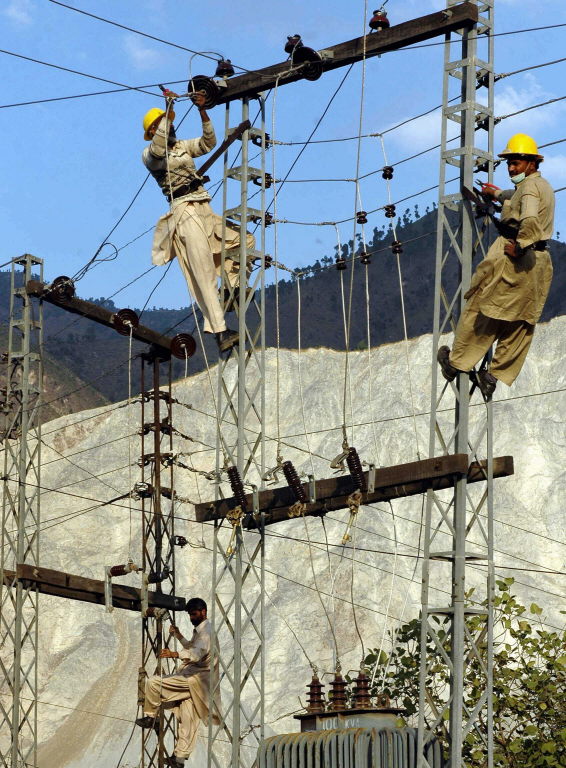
[139,351,178,768]
[2,272,192,768]
[0,254,43,768]
[208,97,267,768]
[418,1,495,767]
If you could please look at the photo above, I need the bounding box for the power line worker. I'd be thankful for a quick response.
[437,133,554,397]
[142,91,254,353]
[136,597,220,768]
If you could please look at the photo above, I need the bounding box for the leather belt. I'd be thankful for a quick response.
[165,175,210,203]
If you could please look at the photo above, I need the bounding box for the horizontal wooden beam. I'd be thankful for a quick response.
[195,455,514,528]
[2,564,185,613]
[216,3,478,103]
[26,280,181,357]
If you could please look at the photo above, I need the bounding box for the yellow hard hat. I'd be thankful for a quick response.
[143,107,175,140]
[498,133,544,161]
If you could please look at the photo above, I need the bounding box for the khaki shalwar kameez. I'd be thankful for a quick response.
[449,172,554,385]
[143,618,220,762]
[143,116,254,334]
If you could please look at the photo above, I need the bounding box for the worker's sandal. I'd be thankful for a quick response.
[474,370,497,398]
[216,328,239,353]
[135,715,158,730]
[437,345,459,382]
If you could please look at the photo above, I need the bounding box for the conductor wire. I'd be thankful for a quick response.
[271,77,283,458]
[378,134,421,458]
[342,0,370,448]
[295,275,317,480]
[240,533,317,672]
[127,324,134,558]
[349,520,365,664]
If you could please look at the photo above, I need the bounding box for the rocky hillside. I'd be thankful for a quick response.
[1,316,563,768]
[1,209,565,410]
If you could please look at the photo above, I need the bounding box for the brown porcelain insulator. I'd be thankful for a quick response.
[328,672,348,711]
[384,204,396,218]
[306,674,325,713]
[352,669,371,709]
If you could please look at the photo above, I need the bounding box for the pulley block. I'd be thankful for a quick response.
[171,333,196,360]
[187,75,220,109]
[49,275,76,300]
[391,240,403,255]
[291,45,323,81]
[335,255,347,271]
[356,210,368,225]
[215,58,235,78]
[382,165,394,180]
[111,308,139,336]
[172,535,188,548]
[359,251,371,265]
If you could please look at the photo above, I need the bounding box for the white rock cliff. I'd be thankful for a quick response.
[2,318,565,768]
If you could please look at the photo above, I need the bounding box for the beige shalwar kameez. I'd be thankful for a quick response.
[449,171,554,385]
[143,618,220,761]
[143,116,254,334]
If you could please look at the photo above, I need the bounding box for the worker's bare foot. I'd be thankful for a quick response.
[216,328,239,353]
[437,345,459,382]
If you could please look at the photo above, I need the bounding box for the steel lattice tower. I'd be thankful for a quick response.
[418,2,495,767]
[139,354,178,768]
[209,97,267,768]
[0,255,43,768]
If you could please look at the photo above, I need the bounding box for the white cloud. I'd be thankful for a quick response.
[541,153,566,186]
[3,0,35,25]
[383,74,565,157]
[123,34,161,71]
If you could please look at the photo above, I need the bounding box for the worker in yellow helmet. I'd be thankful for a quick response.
[437,133,555,397]
[142,91,254,354]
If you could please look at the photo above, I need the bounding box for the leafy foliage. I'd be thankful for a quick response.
[365,581,566,767]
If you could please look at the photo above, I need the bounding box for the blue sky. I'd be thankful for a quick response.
[2,0,565,310]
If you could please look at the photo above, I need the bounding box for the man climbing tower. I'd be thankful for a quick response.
[142,90,254,353]
[437,133,555,397]
[136,597,219,768]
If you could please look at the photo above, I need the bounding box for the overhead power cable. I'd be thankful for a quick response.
[496,55,566,81]
[9,473,565,591]
[496,94,566,124]
[0,79,187,110]
[393,21,566,53]
[6,470,564,582]
[48,0,236,68]
[0,48,160,97]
